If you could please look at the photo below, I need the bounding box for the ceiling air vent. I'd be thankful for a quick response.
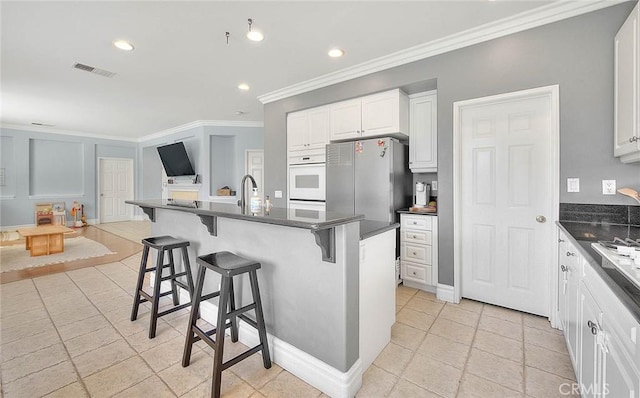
[72,62,116,78]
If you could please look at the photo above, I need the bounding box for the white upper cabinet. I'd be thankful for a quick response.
[287,106,330,153]
[329,99,361,141]
[330,89,409,141]
[614,3,640,163]
[409,91,437,173]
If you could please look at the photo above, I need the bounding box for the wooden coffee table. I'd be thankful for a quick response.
[17,225,74,257]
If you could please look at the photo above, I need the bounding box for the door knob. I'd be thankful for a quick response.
[536,215,546,223]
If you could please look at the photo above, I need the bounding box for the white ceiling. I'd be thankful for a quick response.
[1,0,595,141]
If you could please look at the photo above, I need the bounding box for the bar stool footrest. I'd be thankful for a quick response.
[237,313,258,329]
[222,345,265,371]
[191,323,233,348]
[158,302,191,317]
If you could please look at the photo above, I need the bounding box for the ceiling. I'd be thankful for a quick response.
[1,0,587,141]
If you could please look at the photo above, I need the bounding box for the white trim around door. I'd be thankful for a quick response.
[453,85,559,324]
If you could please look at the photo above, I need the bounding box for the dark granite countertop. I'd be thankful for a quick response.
[360,220,399,240]
[557,220,640,322]
[126,199,364,231]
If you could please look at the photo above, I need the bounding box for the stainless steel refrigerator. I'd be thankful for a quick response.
[326,137,411,222]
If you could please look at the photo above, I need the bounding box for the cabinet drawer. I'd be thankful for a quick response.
[401,243,432,264]
[401,260,432,285]
[401,229,432,245]
[401,214,432,230]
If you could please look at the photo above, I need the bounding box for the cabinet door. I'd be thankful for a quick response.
[566,250,581,370]
[614,3,639,158]
[307,106,330,150]
[361,90,408,138]
[601,330,640,398]
[409,92,437,172]
[579,283,602,397]
[330,99,362,141]
[287,111,309,151]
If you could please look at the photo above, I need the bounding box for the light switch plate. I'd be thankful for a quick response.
[602,180,616,195]
[432,181,438,191]
[274,190,283,199]
[567,178,580,193]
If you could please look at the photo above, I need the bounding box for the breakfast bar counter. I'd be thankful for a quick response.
[126,199,390,398]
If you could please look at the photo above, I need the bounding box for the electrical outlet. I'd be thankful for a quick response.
[602,180,616,195]
[432,181,438,191]
[274,190,283,199]
[567,178,580,193]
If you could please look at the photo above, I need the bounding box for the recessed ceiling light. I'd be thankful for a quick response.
[113,40,134,51]
[238,83,250,91]
[235,111,245,115]
[328,48,344,58]
[246,19,264,42]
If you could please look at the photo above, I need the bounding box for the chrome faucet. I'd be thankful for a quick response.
[238,174,257,209]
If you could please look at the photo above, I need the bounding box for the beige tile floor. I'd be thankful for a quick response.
[0,222,578,397]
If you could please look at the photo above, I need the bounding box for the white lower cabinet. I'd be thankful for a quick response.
[400,214,437,290]
[559,230,581,369]
[558,227,640,397]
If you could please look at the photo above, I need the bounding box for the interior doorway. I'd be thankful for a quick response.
[98,157,134,224]
[453,85,559,317]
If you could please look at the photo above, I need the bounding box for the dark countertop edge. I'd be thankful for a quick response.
[126,199,364,230]
[360,221,400,240]
[556,221,640,323]
[396,209,438,215]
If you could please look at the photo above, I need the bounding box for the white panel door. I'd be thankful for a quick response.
[100,158,134,223]
[459,90,555,316]
[245,150,264,195]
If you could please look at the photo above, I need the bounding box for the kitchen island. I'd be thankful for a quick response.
[126,199,397,397]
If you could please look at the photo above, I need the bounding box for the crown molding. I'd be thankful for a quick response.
[138,120,264,143]
[0,123,138,142]
[257,0,628,104]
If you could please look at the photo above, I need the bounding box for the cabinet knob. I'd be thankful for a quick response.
[566,251,575,257]
[561,265,567,272]
[630,136,639,143]
[412,252,417,256]
[412,221,417,225]
[558,238,565,243]
[412,235,417,239]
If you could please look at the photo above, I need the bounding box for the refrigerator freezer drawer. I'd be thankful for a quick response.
[401,215,433,230]
[401,243,432,264]
[401,229,432,245]
[401,260,432,285]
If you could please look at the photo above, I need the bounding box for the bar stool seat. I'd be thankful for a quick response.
[182,251,271,398]
[131,235,195,339]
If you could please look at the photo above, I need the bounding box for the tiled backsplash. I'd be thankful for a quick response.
[560,203,640,226]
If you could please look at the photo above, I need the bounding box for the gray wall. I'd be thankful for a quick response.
[263,3,640,286]
[140,125,263,201]
[0,128,138,227]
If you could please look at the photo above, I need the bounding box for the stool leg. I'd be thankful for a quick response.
[167,249,180,306]
[182,263,206,367]
[181,246,195,298]
[212,276,231,398]
[249,270,271,369]
[228,277,238,343]
[149,249,165,339]
[130,245,150,321]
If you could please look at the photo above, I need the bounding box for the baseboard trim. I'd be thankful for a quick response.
[437,284,457,303]
[162,282,363,398]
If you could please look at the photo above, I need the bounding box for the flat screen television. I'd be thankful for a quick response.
[157,142,196,176]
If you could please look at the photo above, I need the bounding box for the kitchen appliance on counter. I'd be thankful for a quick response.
[326,137,411,222]
[414,182,430,207]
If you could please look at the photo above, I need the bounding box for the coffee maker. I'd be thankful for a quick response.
[415,182,430,207]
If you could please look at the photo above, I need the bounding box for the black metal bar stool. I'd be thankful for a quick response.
[182,251,271,398]
[131,235,195,339]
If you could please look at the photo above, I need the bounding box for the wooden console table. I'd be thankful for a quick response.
[17,225,74,257]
